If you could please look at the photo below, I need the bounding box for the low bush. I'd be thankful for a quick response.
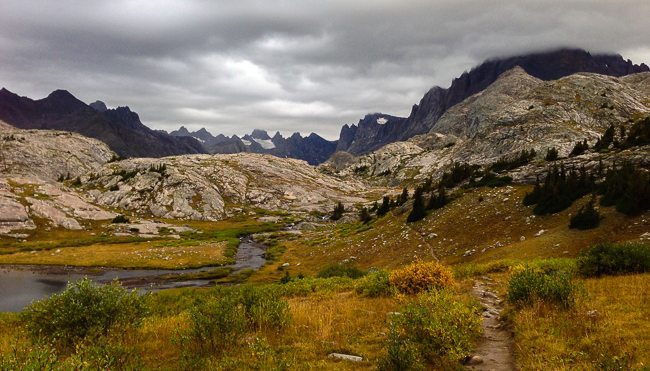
[239,286,291,331]
[507,268,579,308]
[21,278,148,350]
[356,270,392,297]
[380,290,481,368]
[185,294,247,354]
[389,261,454,295]
[576,242,650,277]
[183,286,291,354]
[379,323,424,371]
[569,197,601,230]
[317,263,366,279]
[111,214,130,224]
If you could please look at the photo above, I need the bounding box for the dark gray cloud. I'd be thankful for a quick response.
[1,0,648,139]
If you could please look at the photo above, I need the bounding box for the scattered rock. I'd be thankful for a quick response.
[327,353,363,362]
[464,355,484,365]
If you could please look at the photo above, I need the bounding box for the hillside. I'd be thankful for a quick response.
[334,48,649,155]
[325,68,650,183]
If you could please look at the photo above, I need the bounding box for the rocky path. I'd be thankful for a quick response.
[465,277,516,371]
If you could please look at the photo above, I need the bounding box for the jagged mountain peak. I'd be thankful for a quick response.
[251,129,271,140]
[89,100,108,112]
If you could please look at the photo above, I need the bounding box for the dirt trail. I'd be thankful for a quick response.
[465,277,516,371]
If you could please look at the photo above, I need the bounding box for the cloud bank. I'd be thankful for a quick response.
[1,0,648,139]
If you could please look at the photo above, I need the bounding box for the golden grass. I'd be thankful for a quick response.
[252,186,649,282]
[0,288,400,369]
[0,240,228,269]
[511,273,650,370]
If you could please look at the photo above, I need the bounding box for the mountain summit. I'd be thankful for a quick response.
[0,89,205,158]
[335,48,649,155]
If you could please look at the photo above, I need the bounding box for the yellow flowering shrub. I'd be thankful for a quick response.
[389,261,455,295]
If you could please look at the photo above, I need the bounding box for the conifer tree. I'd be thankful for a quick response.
[359,207,372,224]
[569,196,601,230]
[377,196,391,216]
[398,187,409,205]
[407,187,427,223]
[545,147,559,161]
[330,202,345,220]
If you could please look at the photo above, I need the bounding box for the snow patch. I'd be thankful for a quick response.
[377,117,388,125]
[253,138,276,149]
[192,136,206,143]
[241,139,252,146]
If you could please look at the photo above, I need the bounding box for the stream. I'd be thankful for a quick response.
[0,237,266,312]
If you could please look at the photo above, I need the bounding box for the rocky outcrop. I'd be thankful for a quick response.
[333,49,650,157]
[81,153,367,221]
[0,123,115,181]
[325,69,650,183]
[0,88,206,158]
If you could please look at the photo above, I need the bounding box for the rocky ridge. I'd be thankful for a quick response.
[334,48,650,156]
[0,124,370,236]
[324,68,650,183]
[170,127,337,165]
[0,88,206,158]
[82,153,367,221]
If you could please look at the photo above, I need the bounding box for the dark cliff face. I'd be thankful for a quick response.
[336,113,408,155]
[0,88,205,158]
[336,48,650,154]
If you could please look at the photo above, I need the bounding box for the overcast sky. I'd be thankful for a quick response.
[1,0,649,140]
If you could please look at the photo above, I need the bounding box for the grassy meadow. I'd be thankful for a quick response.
[0,183,648,370]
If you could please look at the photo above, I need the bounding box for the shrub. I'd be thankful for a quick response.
[21,278,148,350]
[186,294,247,354]
[379,323,424,370]
[111,214,130,224]
[356,270,392,297]
[382,290,481,367]
[576,242,650,277]
[239,286,291,331]
[183,286,291,354]
[569,197,601,230]
[317,264,366,279]
[389,261,455,295]
[507,268,579,308]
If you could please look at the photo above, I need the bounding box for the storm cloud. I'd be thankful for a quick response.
[1,0,648,139]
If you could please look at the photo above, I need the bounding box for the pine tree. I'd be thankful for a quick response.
[594,124,615,151]
[330,202,345,220]
[407,187,427,223]
[398,187,409,205]
[569,139,588,157]
[545,147,559,161]
[359,207,372,223]
[377,196,391,216]
[426,185,448,210]
[569,196,601,230]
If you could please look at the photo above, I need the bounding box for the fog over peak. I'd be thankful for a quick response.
[1,0,648,139]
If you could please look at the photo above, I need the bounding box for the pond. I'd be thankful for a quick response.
[0,237,266,312]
